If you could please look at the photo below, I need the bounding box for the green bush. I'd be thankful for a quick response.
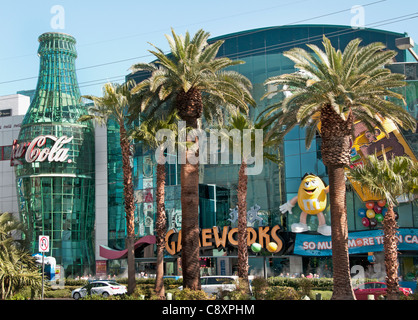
[173,288,213,300]
[400,291,418,300]
[251,277,269,300]
[299,278,313,298]
[10,287,34,300]
[220,278,252,300]
[44,288,72,299]
[10,293,28,300]
[80,293,108,300]
[265,286,300,300]
[267,277,333,291]
[64,278,89,287]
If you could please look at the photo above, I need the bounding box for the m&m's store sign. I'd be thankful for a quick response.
[294,228,418,256]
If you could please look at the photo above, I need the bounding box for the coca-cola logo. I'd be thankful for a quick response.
[10,135,73,166]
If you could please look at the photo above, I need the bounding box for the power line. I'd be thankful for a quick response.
[223,12,418,60]
[0,10,416,92]
[0,0,314,61]
[0,0,388,86]
[78,13,418,89]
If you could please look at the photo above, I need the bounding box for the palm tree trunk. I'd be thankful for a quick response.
[328,165,355,300]
[320,104,355,300]
[119,122,136,295]
[181,148,201,290]
[177,90,203,291]
[237,162,249,283]
[155,159,167,299]
[383,204,400,300]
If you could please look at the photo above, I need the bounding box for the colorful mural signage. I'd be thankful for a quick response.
[348,117,417,201]
[294,228,418,256]
[165,225,284,256]
[357,199,394,228]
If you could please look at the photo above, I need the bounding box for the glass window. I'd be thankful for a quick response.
[284,140,299,156]
[285,126,300,140]
[364,283,374,289]
[397,202,413,227]
[1,146,12,160]
[285,155,301,178]
[300,152,317,174]
[285,178,301,194]
[375,283,386,289]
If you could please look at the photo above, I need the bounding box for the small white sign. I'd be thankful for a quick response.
[39,235,50,253]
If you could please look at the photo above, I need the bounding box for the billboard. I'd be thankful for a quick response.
[294,228,418,256]
[348,117,417,201]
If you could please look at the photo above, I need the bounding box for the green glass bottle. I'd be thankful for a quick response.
[12,32,95,277]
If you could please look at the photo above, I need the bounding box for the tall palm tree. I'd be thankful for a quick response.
[261,35,416,299]
[347,154,418,300]
[79,81,138,295]
[130,28,255,290]
[131,111,179,299]
[215,112,281,285]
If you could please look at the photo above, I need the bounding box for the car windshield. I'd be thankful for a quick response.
[107,281,120,286]
[206,277,235,285]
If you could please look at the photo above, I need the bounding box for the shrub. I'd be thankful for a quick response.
[44,288,72,299]
[251,277,269,300]
[10,293,28,300]
[174,288,213,300]
[220,278,252,300]
[132,284,161,300]
[80,293,108,300]
[299,278,313,298]
[267,277,333,291]
[265,286,300,300]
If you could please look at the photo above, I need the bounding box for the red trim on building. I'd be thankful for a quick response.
[99,235,156,259]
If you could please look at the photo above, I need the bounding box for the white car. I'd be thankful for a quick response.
[71,280,127,299]
[200,276,238,296]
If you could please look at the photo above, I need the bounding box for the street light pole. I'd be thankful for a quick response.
[396,37,418,62]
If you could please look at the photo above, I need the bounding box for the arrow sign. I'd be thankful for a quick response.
[39,235,49,253]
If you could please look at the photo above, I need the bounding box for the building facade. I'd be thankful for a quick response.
[120,25,418,283]
[0,94,30,216]
[4,25,418,286]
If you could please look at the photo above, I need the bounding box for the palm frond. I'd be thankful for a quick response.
[261,35,417,152]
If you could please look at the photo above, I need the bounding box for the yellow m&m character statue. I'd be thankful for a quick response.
[280,173,331,236]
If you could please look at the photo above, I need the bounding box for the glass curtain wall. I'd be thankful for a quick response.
[117,26,417,276]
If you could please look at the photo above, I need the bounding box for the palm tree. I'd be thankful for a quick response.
[131,111,179,299]
[215,112,281,285]
[0,212,41,299]
[347,154,418,300]
[79,81,138,295]
[130,28,255,290]
[261,35,416,299]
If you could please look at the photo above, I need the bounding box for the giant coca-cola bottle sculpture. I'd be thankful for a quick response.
[13,32,95,277]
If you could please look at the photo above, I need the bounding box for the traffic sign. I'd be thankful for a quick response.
[39,235,49,252]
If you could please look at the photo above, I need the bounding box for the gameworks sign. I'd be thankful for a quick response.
[10,135,73,166]
[164,225,285,256]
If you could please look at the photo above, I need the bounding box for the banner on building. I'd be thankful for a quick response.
[348,118,417,201]
[294,228,418,256]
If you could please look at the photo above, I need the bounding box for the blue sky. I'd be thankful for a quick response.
[0,0,417,97]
